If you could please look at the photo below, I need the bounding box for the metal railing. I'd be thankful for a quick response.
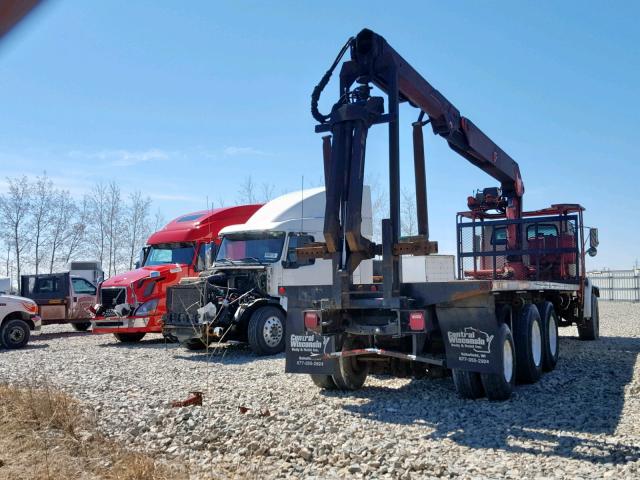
[588,269,640,302]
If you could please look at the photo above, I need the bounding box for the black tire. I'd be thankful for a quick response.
[332,337,369,390]
[183,338,210,350]
[1,319,31,349]
[481,323,516,401]
[513,304,543,384]
[113,332,146,343]
[162,332,179,343]
[578,294,599,341]
[247,306,286,356]
[537,301,559,371]
[452,369,485,399]
[310,374,337,389]
[72,322,91,332]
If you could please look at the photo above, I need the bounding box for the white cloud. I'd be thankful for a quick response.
[68,148,170,167]
[223,146,269,157]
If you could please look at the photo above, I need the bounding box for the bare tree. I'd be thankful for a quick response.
[63,196,88,265]
[125,191,151,270]
[260,182,275,203]
[30,173,55,275]
[105,181,123,276]
[85,183,108,269]
[152,209,165,233]
[401,188,417,237]
[0,176,32,288]
[47,190,76,273]
[237,175,257,204]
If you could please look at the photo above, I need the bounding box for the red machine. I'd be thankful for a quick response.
[91,205,261,342]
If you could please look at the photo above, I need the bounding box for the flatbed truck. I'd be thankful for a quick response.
[284,29,600,400]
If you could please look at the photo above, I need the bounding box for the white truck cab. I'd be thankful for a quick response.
[0,293,42,349]
[163,186,373,354]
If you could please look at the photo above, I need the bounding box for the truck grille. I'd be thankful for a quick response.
[165,284,204,326]
[100,287,127,308]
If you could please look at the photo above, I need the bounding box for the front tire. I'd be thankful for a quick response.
[1,319,31,349]
[247,306,286,356]
[114,332,146,343]
[481,323,516,401]
[513,304,543,384]
[537,301,559,371]
[578,294,599,341]
[72,322,91,332]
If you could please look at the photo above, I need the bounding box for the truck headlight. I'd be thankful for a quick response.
[134,299,158,316]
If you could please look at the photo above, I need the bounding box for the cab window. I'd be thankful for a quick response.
[284,234,315,268]
[71,278,97,295]
[527,223,558,239]
[491,227,507,246]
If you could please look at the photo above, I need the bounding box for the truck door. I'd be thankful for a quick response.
[281,233,332,287]
[21,274,69,321]
[70,277,97,319]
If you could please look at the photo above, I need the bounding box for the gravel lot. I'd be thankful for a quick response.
[2,302,640,479]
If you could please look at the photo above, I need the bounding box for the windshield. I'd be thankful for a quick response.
[143,243,196,266]
[216,232,286,264]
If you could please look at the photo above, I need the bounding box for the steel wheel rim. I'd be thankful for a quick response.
[503,339,513,382]
[532,320,542,367]
[263,316,283,347]
[549,314,558,357]
[8,326,25,344]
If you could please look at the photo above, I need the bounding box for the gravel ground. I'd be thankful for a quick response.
[2,302,640,479]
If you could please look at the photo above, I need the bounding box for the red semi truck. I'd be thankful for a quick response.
[91,205,261,342]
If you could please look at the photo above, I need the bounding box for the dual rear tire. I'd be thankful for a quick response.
[454,302,560,401]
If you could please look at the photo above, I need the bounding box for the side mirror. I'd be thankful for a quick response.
[134,261,140,269]
[588,246,598,257]
[589,228,599,248]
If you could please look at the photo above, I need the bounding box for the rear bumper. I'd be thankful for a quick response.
[92,315,161,334]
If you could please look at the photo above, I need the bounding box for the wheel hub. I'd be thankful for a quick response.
[263,316,283,347]
[532,320,542,367]
[503,339,513,382]
[8,327,25,344]
[549,315,558,356]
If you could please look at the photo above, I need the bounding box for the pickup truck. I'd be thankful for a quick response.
[20,272,97,331]
[0,293,42,349]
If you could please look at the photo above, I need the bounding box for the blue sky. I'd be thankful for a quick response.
[0,1,638,269]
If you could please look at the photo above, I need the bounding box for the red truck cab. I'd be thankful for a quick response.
[91,205,261,342]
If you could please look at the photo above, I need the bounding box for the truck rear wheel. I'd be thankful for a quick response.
[480,323,515,401]
[537,301,559,371]
[247,306,286,356]
[114,332,146,343]
[310,374,337,389]
[1,318,30,349]
[332,337,368,390]
[452,369,485,399]
[578,294,599,341]
[513,304,543,384]
[72,322,91,332]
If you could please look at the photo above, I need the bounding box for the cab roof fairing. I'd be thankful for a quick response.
[146,204,262,245]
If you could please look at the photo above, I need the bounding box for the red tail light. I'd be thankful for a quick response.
[304,311,320,330]
[409,311,425,331]
[278,286,286,296]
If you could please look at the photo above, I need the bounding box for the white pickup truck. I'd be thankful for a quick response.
[0,293,42,349]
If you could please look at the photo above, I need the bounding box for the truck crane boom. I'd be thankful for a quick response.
[305,28,525,302]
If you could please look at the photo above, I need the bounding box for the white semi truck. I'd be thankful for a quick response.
[163,186,374,354]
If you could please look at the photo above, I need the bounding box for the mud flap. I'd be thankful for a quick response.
[285,307,337,375]
[437,294,500,375]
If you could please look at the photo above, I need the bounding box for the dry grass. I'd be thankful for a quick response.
[0,384,188,480]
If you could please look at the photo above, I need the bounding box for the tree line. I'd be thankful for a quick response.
[0,174,164,290]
